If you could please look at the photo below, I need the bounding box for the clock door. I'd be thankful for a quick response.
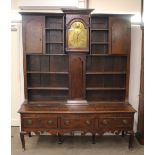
[69,54,86,100]
[67,20,88,51]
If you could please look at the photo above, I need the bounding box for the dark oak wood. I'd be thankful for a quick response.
[23,16,45,53]
[19,11,136,150]
[69,54,86,100]
[109,16,131,54]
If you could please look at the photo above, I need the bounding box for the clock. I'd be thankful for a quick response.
[68,21,88,49]
[62,9,93,52]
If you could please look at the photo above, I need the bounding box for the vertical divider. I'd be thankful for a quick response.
[89,14,92,55]
[63,14,65,54]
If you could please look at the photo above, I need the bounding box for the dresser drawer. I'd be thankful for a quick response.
[23,117,58,129]
[61,117,93,129]
[23,118,40,128]
[98,117,132,129]
[40,117,58,129]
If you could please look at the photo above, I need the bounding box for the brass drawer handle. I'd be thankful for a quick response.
[27,119,32,125]
[102,120,108,125]
[123,119,128,125]
[65,120,70,125]
[86,120,91,125]
[48,120,53,125]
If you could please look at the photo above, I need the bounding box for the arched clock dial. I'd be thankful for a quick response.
[68,21,88,49]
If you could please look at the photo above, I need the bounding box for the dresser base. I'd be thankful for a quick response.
[18,103,136,150]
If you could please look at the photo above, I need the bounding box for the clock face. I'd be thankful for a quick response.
[68,21,88,49]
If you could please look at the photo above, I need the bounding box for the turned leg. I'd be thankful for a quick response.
[92,134,96,144]
[129,131,134,149]
[20,132,26,151]
[58,133,63,144]
[28,132,32,137]
[122,131,125,137]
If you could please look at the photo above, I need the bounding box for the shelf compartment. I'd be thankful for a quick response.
[27,55,55,72]
[46,43,63,54]
[91,44,108,54]
[86,74,126,88]
[91,31,108,42]
[46,16,63,29]
[86,90,125,101]
[86,56,127,72]
[27,55,69,72]
[46,30,63,42]
[27,74,68,87]
[91,16,108,29]
[28,89,68,101]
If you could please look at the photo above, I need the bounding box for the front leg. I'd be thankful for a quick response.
[58,133,63,144]
[28,132,32,137]
[20,132,26,151]
[128,131,134,149]
[92,134,96,144]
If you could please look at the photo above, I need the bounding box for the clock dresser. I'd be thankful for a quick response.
[18,9,136,150]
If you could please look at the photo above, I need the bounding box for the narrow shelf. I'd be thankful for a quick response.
[28,87,69,90]
[87,54,128,56]
[91,42,109,44]
[86,87,126,90]
[27,71,68,74]
[44,54,67,56]
[26,53,67,56]
[86,72,126,75]
[45,28,63,30]
[46,42,63,44]
[91,29,109,31]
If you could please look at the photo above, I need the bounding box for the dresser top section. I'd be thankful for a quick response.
[18,101,136,114]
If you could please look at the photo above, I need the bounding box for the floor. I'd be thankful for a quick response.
[11,127,144,155]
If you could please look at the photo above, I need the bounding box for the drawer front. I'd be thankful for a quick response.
[61,117,93,129]
[23,118,40,128]
[98,117,132,129]
[23,117,58,129]
[40,117,57,129]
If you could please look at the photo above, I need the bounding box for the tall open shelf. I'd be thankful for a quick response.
[87,15,128,102]
[45,15,64,54]
[26,54,69,101]
[26,14,69,102]
[91,15,109,54]
[86,55,127,101]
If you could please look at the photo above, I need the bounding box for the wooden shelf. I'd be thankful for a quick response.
[86,72,126,75]
[28,87,69,90]
[46,42,63,44]
[91,42,109,44]
[46,54,66,55]
[91,29,109,31]
[27,71,68,74]
[26,53,67,56]
[87,54,128,56]
[45,28,63,30]
[86,87,126,90]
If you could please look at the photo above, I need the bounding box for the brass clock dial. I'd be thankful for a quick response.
[68,21,88,49]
